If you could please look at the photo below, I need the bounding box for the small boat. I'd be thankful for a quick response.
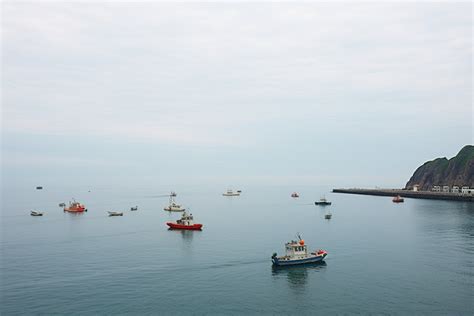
[166,211,203,230]
[325,212,332,220]
[222,189,240,196]
[291,192,299,198]
[58,202,66,207]
[164,194,185,212]
[392,195,404,203]
[130,206,138,211]
[315,196,331,205]
[30,210,43,216]
[64,199,87,212]
[272,234,327,266]
[170,191,177,197]
[36,186,43,190]
[236,190,242,193]
[108,211,123,216]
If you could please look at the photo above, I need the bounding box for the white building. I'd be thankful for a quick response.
[442,186,450,193]
[461,186,474,195]
[413,185,420,192]
[451,186,460,193]
[432,186,441,192]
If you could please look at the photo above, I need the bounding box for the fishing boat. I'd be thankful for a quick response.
[272,234,327,266]
[392,195,404,203]
[315,196,332,205]
[30,210,43,216]
[58,202,66,207]
[64,199,87,212]
[163,194,185,212]
[291,192,299,198]
[222,189,240,196]
[130,206,138,211]
[170,191,177,197]
[166,211,203,230]
[36,186,43,190]
[325,211,332,220]
[108,211,123,216]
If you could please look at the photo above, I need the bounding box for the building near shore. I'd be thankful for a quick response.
[442,186,450,192]
[451,186,460,193]
[461,187,474,195]
[432,186,441,192]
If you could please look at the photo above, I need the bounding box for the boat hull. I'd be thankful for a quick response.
[315,202,331,205]
[167,223,203,230]
[64,208,86,213]
[272,253,327,266]
[164,207,185,212]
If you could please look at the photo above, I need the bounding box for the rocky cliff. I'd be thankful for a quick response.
[405,145,474,191]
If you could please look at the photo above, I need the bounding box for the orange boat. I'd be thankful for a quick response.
[64,199,87,212]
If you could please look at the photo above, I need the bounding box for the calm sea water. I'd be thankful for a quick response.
[1,185,473,314]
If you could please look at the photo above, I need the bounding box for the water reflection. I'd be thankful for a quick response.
[272,262,327,290]
[167,229,200,245]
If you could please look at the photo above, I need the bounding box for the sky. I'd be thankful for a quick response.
[1,1,472,189]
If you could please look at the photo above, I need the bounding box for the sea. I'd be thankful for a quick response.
[1,184,473,315]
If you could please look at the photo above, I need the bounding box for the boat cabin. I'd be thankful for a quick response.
[284,240,308,258]
[177,212,194,226]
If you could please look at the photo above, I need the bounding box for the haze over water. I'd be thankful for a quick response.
[1,185,473,314]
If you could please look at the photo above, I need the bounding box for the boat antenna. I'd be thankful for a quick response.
[296,233,302,241]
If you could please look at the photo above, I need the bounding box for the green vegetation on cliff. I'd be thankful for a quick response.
[405,145,474,191]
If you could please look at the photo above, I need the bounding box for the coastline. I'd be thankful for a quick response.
[332,188,474,202]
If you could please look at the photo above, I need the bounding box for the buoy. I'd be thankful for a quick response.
[299,240,305,245]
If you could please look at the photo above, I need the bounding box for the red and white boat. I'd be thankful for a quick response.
[64,199,87,212]
[166,211,202,230]
[392,195,404,203]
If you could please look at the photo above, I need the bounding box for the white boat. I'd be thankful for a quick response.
[108,211,123,216]
[164,194,185,212]
[222,189,240,196]
[31,210,43,216]
[272,234,328,266]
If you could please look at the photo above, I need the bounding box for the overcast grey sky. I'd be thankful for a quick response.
[1,1,472,188]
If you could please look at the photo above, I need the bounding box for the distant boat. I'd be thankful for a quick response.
[392,195,404,203]
[170,191,177,197]
[324,212,332,220]
[223,189,240,196]
[108,211,123,216]
[271,234,327,266]
[315,196,331,205]
[58,202,66,207]
[64,199,87,212]
[30,210,43,216]
[130,206,138,211]
[167,211,202,230]
[291,192,299,198]
[36,186,43,190]
[164,194,185,212]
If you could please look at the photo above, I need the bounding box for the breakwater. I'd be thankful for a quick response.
[332,188,474,202]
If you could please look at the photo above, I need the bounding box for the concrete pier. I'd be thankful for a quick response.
[332,188,474,202]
